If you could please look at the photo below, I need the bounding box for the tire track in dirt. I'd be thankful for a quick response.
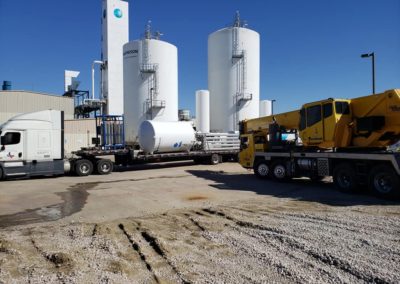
[118,223,160,283]
[200,207,392,283]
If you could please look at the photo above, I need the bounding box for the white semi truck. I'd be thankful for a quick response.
[0,110,239,180]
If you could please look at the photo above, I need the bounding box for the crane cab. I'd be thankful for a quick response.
[299,99,352,148]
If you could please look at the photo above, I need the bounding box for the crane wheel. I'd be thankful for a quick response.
[253,161,270,179]
[333,163,357,193]
[74,159,94,177]
[96,159,114,175]
[368,164,400,199]
[271,160,288,181]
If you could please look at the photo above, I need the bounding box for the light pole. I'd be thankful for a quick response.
[361,52,375,94]
[271,99,276,115]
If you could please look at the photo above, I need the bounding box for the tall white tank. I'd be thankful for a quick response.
[123,25,178,145]
[259,100,272,117]
[208,12,260,132]
[195,90,210,133]
[139,120,196,153]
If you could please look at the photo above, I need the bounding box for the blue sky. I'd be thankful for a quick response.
[0,0,399,114]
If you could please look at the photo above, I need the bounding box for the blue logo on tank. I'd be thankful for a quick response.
[114,8,122,18]
[173,142,183,148]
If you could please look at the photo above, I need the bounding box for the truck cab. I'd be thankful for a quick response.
[0,110,65,180]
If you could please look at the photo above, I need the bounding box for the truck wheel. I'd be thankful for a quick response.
[0,167,3,181]
[210,154,220,165]
[333,163,357,193]
[96,159,114,175]
[368,165,400,198]
[74,159,93,176]
[253,161,270,179]
[271,161,288,181]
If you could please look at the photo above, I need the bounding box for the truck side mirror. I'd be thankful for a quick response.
[0,145,4,151]
[0,136,5,146]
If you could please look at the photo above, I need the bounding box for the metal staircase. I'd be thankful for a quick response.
[140,24,166,118]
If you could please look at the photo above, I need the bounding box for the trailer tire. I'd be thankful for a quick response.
[368,164,400,198]
[210,154,220,165]
[271,160,288,181]
[253,161,270,179]
[333,163,357,193]
[96,159,114,175]
[74,159,93,177]
[0,167,3,180]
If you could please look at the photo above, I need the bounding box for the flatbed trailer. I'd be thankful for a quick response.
[70,147,239,176]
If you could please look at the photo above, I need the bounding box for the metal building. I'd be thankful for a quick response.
[123,23,178,145]
[208,12,260,132]
[0,90,74,124]
[64,119,97,156]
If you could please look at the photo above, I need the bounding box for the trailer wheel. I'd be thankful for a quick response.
[271,160,288,181]
[74,159,93,177]
[96,159,114,175]
[253,161,270,179]
[210,154,220,165]
[368,165,400,198]
[0,167,3,181]
[333,163,357,193]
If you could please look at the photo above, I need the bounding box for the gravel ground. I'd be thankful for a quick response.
[1,199,399,283]
[0,164,399,283]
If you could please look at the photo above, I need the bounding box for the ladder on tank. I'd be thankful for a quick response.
[232,28,252,105]
[140,39,165,119]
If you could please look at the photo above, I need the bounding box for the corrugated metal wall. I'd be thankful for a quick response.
[0,91,74,124]
[64,119,97,155]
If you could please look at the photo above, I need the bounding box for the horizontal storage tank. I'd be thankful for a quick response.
[123,27,178,145]
[259,100,272,117]
[195,90,210,133]
[209,12,260,132]
[139,120,196,153]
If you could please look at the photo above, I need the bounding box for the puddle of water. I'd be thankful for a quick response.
[0,182,98,228]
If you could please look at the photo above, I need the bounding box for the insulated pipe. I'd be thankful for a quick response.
[91,60,104,100]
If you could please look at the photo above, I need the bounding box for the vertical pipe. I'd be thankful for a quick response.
[372,52,375,95]
[91,60,104,100]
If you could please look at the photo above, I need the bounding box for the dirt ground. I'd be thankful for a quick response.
[0,162,399,283]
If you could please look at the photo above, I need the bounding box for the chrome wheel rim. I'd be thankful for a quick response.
[374,173,393,193]
[258,164,269,177]
[274,165,286,179]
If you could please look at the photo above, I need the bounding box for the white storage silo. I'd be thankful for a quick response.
[195,90,210,133]
[123,25,178,145]
[259,100,272,117]
[208,12,260,132]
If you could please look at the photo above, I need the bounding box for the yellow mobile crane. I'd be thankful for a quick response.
[239,89,400,198]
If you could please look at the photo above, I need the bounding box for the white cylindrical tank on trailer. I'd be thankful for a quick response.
[139,120,196,153]
[195,90,210,133]
[123,36,178,145]
[208,13,260,132]
[259,100,272,117]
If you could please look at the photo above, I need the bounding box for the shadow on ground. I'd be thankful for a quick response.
[186,170,400,206]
